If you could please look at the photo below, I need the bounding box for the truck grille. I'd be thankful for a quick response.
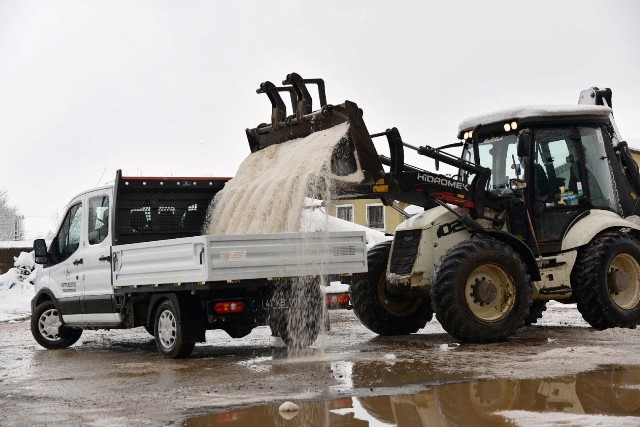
[390,230,422,275]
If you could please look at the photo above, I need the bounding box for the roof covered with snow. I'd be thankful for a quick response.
[458,105,611,133]
[0,241,33,249]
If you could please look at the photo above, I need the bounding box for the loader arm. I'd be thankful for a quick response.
[246,73,511,224]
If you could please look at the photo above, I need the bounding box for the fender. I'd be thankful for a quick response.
[31,288,60,313]
[562,209,640,251]
[146,293,206,342]
[476,229,541,281]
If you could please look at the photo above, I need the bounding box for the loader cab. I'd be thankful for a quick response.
[458,106,618,254]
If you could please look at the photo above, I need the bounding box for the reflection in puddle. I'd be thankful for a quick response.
[183,366,640,426]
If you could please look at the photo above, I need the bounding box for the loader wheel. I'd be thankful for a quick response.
[350,241,433,336]
[576,368,640,415]
[154,299,195,358]
[524,301,548,326]
[431,237,532,343]
[31,300,83,349]
[571,232,640,329]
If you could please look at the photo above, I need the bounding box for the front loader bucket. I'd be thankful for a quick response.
[246,73,385,186]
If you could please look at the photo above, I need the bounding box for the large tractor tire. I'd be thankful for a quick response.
[350,241,433,336]
[431,237,532,343]
[571,231,640,329]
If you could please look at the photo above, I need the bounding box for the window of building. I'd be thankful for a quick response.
[366,204,385,229]
[336,204,354,222]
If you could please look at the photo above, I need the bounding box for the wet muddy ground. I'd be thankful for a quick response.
[1,304,639,426]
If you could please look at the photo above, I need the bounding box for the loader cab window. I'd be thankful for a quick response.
[462,135,520,193]
[579,127,619,212]
[532,127,617,212]
[55,203,83,263]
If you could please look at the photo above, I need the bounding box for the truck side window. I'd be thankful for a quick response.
[57,203,83,262]
[88,195,109,245]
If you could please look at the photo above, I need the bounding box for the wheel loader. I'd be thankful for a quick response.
[247,73,640,343]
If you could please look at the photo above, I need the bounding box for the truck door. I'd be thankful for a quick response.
[81,189,120,324]
[47,198,85,323]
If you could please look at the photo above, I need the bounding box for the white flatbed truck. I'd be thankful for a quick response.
[31,171,367,357]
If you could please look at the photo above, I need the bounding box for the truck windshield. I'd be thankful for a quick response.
[461,135,520,193]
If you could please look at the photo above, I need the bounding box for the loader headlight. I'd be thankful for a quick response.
[463,130,473,140]
[503,121,518,132]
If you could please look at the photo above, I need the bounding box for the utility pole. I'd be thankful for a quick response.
[13,215,24,241]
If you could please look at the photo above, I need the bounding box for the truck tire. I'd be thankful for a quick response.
[154,299,196,358]
[431,237,532,343]
[350,241,433,336]
[571,231,640,329]
[524,301,547,326]
[270,277,323,351]
[31,300,82,349]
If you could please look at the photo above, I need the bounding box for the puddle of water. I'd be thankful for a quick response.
[182,366,640,426]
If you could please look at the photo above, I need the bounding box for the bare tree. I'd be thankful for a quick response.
[0,190,22,240]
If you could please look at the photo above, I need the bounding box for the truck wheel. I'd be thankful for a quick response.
[31,300,82,349]
[431,237,532,343]
[273,277,323,351]
[571,232,640,329]
[350,241,433,336]
[524,301,547,326]
[154,299,195,358]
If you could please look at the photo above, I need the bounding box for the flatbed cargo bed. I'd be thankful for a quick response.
[112,231,367,287]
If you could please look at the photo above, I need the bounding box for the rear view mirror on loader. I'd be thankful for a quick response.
[517,129,532,158]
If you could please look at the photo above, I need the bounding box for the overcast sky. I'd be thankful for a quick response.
[1,0,639,239]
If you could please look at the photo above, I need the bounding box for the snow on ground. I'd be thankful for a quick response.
[0,280,34,322]
[0,251,36,322]
[499,410,640,427]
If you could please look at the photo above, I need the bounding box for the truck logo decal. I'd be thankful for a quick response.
[417,172,469,192]
[61,281,77,293]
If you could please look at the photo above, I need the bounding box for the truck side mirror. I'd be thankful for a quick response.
[517,129,532,158]
[33,239,48,264]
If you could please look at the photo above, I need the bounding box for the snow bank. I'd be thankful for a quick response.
[0,251,37,322]
[0,281,34,322]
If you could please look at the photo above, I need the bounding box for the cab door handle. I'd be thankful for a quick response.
[73,258,83,265]
[98,255,111,262]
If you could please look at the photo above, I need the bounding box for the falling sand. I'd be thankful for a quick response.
[206,122,362,235]
[205,121,364,355]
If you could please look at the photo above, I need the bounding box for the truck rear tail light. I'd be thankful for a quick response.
[214,301,245,314]
[326,292,350,308]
